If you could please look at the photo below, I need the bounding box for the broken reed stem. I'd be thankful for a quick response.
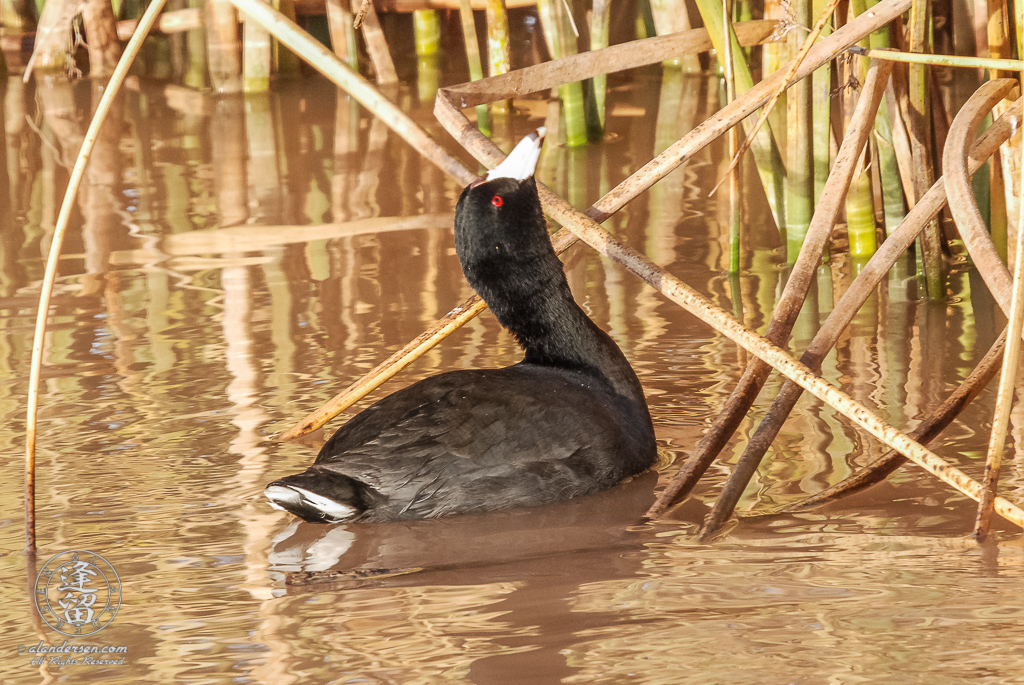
[785,327,1009,511]
[352,0,371,29]
[713,0,842,195]
[25,0,169,554]
[848,45,1024,70]
[974,88,1024,542]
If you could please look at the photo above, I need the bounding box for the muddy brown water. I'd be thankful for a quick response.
[2,69,1024,683]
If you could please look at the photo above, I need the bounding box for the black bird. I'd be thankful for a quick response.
[265,129,657,523]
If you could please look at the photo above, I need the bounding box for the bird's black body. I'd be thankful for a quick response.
[266,132,656,523]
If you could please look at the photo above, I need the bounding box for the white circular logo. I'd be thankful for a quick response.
[34,551,121,636]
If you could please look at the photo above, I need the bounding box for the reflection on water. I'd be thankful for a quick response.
[1,68,1023,684]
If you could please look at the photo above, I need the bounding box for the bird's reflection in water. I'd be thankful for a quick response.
[267,470,659,586]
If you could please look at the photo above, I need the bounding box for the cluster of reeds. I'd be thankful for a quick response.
[16,0,1024,550]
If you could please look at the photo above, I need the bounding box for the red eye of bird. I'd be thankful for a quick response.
[491,195,503,207]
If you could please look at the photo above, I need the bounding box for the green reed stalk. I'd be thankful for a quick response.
[724,0,741,272]
[908,0,944,298]
[274,0,301,76]
[844,0,878,259]
[413,9,441,57]
[486,0,511,115]
[787,0,814,261]
[636,0,656,38]
[459,0,491,135]
[863,0,905,236]
[693,0,787,231]
[587,0,611,139]
[812,0,832,208]
[536,0,587,147]
[413,8,441,101]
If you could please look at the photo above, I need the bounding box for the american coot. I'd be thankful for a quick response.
[265,128,657,523]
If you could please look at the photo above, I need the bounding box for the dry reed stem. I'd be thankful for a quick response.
[352,0,371,28]
[785,328,1009,511]
[944,79,1017,312]
[974,86,1024,541]
[116,8,203,39]
[351,0,397,84]
[849,45,1024,70]
[712,0,842,196]
[25,0,169,553]
[442,20,783,109]
[648,58,893,521]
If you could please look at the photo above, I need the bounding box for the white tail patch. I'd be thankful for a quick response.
[265,484,358,523]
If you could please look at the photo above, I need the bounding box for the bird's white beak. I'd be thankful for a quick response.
[484,127,546,182]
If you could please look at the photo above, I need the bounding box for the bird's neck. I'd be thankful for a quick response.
[474,261,646,406]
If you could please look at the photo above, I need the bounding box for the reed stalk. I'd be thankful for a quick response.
[587,0,611,139]
[205,0,243,93]
[352,0,398,84]
[812,0,833,206]
[786,0,814,261]
[908,0,945,298]
[458,0,491,134]
[850,45,1024,70]
[536,0,587,147]
[650,0,701,72]
[974,78,1024,542]
[0,0,34,31]
[723,0,741,272]
[862,3,906,235]
[25,0,169,554]
[844,0,880,259]
[413,8,441,100]
[243,9,272,92]
[82,0,122,78]
[325,0,358,67]
[486,0,511,115]
[413,9,441,56]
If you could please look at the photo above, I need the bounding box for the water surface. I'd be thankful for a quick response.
[1,68,1023,683]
